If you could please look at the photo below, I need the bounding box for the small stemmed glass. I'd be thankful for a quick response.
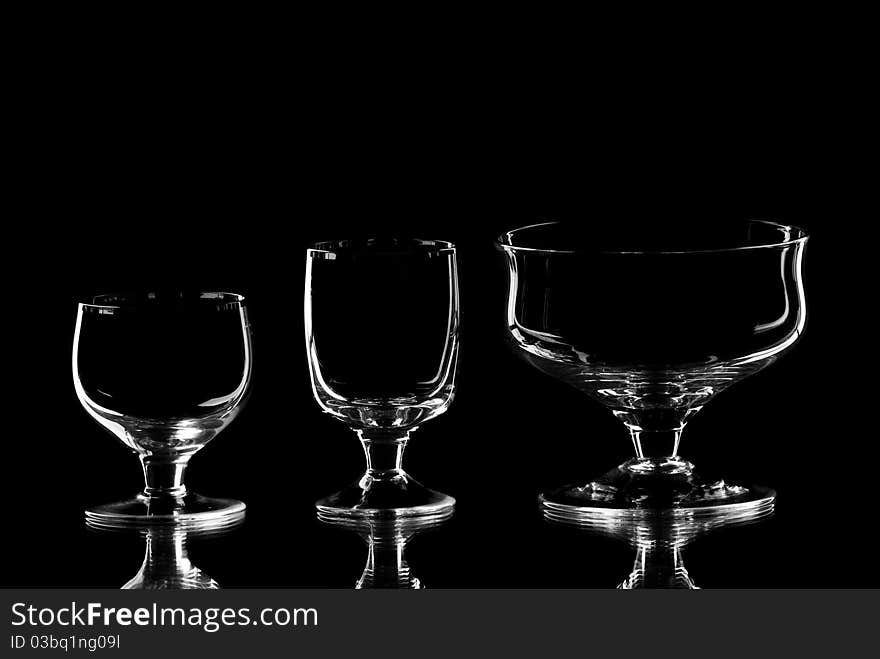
[73,291,253,529]
[305,238,460,521]
[498,220,808,520]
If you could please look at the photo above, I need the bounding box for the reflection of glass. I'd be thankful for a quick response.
[319,509,453,588]
[305,239,459,521]
[86,511,244,589]
[498,221,808,520]
[545,499,773,588]
[73,291,253,529]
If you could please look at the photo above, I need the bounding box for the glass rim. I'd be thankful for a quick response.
[307,237,456,258]
[78,291,246,310]
[496,219,809,256]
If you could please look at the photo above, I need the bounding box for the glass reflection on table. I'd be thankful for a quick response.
[544,499,774,588]
[319,510,453,588]
[86,512,244,589]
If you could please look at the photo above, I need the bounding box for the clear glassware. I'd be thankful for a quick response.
[545,500,774,588]
[305,238,460,521]
[73,291,253,529]
[319,510,453,588]
[498,220,808,521]
[87,513,244,589]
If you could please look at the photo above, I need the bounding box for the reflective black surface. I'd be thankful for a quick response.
[6,132,871,587]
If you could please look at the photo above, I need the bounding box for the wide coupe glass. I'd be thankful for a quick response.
[498,220,808,520]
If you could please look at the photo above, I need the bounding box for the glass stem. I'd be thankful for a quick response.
[613,407,701,469]
[140,455,191,499]
[357,536,415,588]
[623,543,696,589]
[358,430,409,480]
[144,531,190,575]
[630,428,683,460]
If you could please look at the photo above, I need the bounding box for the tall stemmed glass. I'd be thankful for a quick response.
[498,220,808,520]
[73,291,253,529]
[305,238,459,521]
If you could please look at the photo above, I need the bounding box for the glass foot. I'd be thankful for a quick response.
[540,457,775,522]
[85,492,246,531]
[316,471,455,523]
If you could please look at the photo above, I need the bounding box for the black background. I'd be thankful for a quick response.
[5,55,873,588]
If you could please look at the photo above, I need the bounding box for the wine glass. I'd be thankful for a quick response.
[497,220,808,520]
[73,291,253,529]
[545,500,774,588]
[305,238,460,521]
[319,511,453,588]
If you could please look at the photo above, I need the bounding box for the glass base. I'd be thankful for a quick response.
[85,492,246,531]
[316,471,455,523]
[540,457,775,523]
[318,508,455,533]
